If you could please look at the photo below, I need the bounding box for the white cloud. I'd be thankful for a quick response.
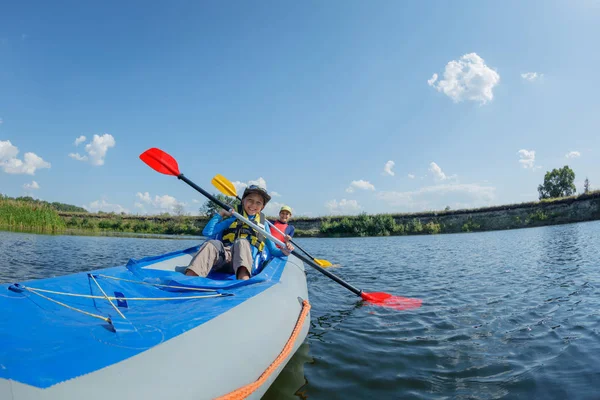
[517,149,536,169]
[70,134,115,166]
[69,153,88,161]
[377,183,496,211]
[521,72,543,82]
[248,177,267,189]
[429,162,447,180]
[86,134,115,166]
[231,177,269,196]
[134,202,145,209]
[408,173,416,179]
[0,140,19,160]
[0,141,51,175]
[429,162,457,181]
[23,181,40,190]
[154,194,180,210]
[136,192,152,204]
[270,191,281,197]
[346,180,375,193]
[85,199,128,214]
[136,191,183,212]
[325,199,361,215]
[192,199,201,204]
[383,160,395,176]
[427,74,438,86]
[74,135,86,146]
[428,53,500,105]
[566,151,581,159]
[0,118,3,125]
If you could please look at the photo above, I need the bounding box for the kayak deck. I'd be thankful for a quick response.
[0,244,294,390]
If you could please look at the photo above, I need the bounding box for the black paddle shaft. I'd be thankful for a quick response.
[290,250,362,296]
[177,174,363,297]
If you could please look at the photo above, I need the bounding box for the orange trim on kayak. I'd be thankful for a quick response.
[215,299,311,400]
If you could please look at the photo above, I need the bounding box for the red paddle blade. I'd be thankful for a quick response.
[140,148,180,176]
[361,292,422,311]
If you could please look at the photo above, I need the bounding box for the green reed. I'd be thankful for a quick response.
[0,198,66,231]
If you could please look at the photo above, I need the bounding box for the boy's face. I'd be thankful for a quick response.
[242,193,265,216]
[279,210,292,223]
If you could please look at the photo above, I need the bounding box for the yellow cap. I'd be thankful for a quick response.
[280,205,292,214]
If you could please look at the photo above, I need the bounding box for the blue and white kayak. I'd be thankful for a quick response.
[0,244,310,400]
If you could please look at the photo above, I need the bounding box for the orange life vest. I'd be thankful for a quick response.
[271,220,289,246]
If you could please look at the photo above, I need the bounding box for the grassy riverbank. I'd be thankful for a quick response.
[2,191,599,237]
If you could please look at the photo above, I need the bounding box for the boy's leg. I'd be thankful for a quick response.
[185,240,230,277]
[232,239,253,280]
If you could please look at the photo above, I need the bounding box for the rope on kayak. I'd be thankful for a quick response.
[215,299,311,400]
[11,272,232,330]
[89,273,126,320]
[21,286,225,301]
[19,285,110,323]
[96,274,218,292]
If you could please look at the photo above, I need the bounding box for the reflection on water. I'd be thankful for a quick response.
[263,343,313,399]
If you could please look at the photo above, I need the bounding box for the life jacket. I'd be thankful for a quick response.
[271,220,289,248]
[221,205,266,252]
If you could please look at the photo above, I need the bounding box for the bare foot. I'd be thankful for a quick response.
[236,267,250,280]
[185,269,198,277]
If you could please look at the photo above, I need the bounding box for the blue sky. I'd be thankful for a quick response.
[1,1,599,217]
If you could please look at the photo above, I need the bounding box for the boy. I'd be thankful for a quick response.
[185,185,294,280]
[270,205,295,247]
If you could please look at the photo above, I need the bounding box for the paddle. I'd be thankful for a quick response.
[211,173,335,268]
[139,147,422,310]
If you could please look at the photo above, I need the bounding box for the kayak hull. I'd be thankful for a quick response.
[0,245,310,400]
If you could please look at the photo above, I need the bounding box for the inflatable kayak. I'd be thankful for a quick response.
[0,244,310,400]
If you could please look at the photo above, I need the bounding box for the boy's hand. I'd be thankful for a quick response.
[281,241,294,255]
[219,209,233,218]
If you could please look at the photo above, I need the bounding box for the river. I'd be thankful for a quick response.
[1,221,599,399]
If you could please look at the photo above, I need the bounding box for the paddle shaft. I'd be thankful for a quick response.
[177,174,362,296]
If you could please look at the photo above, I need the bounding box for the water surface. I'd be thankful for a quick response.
[2,222,599,399]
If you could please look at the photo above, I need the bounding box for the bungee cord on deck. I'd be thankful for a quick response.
[8,273,232,327]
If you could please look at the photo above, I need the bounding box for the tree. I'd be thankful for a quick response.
[537,165,576,200]
[584,177,590,194]
[173,203,187,217]
[199,193,240,216]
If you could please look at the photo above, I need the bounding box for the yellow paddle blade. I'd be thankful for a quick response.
[211,174,238,198]
[315,258,333,267]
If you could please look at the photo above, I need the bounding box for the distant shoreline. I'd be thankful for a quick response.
[0,227,204,241]
[2,191,599,238]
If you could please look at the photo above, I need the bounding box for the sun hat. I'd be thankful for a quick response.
[242,185,271,205]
